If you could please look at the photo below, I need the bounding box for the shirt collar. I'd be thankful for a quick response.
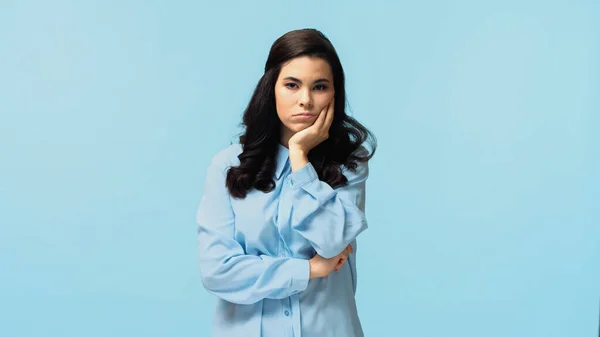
[274,143,289,179]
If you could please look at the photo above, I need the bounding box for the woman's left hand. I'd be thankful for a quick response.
[288,97,334,155]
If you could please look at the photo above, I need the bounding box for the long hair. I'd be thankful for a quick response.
[226,28,377,198]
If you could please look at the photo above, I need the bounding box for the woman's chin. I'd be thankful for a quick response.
[291,123,311,132]
[282,122,311,136]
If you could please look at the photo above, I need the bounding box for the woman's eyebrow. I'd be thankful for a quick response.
[283,76,331,84]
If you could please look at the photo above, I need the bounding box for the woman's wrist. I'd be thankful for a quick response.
[289,148,309,172]
[308,258,319,280]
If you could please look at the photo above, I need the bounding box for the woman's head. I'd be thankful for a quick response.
[265,29,345,145]
[241,29,347,145]
[228,28,376,198]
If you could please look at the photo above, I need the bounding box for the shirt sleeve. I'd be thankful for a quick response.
[281,146,370,259]
[196,151,310,305]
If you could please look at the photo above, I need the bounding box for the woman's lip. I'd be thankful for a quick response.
[292,114,315,120]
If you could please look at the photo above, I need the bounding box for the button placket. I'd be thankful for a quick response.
[276,169,291,259]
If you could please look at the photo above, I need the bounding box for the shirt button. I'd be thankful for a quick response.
[284,310,290,316]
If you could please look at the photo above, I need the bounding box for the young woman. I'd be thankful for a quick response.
[196,28,377,337]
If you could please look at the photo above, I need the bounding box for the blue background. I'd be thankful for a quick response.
[1,1,598,336]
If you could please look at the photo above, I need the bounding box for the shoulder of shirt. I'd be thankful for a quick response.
[209,143,243,172]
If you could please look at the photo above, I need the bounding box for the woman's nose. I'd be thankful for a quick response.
[299,89,313,108]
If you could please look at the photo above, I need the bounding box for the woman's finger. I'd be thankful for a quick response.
[334,256,348,271]
[323,97,334,131]
[312,102,329,130]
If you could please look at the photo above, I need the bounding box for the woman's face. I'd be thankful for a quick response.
[274,56,335,146]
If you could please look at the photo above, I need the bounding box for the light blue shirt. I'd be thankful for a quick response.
[196,143,370,337]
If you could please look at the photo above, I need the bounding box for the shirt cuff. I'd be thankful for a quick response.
[289,162,318,188]
[288,258,310,292]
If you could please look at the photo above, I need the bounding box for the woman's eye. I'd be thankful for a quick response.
[285,83,298,89]
[314,84,328,91]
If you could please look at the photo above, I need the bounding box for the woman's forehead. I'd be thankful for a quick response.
[279,56,332,80]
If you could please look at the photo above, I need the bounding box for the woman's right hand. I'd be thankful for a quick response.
[308,244,353,280]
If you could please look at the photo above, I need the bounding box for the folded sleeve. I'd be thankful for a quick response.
[281,146,370,259]
[196,151,310,305]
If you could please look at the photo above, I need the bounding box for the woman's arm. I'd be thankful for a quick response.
[280,146,370,259]
[196,151,309,305]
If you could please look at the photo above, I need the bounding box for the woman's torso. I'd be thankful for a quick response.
[211,143,364,337]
